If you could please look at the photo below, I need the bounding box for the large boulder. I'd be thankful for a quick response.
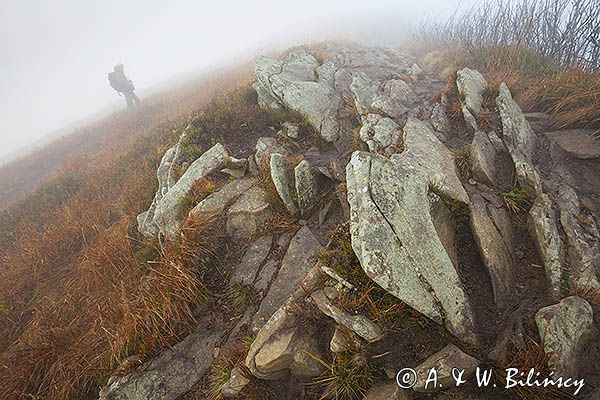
[535,296,593,377]
[469,195,514,309]
[294,160,321,216]
[226,186,271,241]
[413,344,480,393]
[470,131,498,186]
[528,194,564,300]
[346,149,478,346]
[456,68,488,115]
[496,83,542,197]
[99,330,223,400]
[190,178,254,216]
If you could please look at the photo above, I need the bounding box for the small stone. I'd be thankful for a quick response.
[413,344,479,393]
[468,178,477,185]
[221,366,250,398]
[365,382,410,400]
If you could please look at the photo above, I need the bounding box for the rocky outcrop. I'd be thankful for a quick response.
[469,195,514,308]
[99,330,223,400]
[147,143,243,239]
[457,68,487,115]
[358,113,401,152]
[137,128,188,238]
[230,235,273,287]
[535,296,593,377]
[413,344,480,393]
[528,195,564,300]
[496,83,542,197]
[255,137,290,167]
[346,148,478,346]
[226,186,271,240]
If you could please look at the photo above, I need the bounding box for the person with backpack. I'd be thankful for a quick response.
[108,63,140,109]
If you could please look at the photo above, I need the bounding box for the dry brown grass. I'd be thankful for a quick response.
[0,64,255,400]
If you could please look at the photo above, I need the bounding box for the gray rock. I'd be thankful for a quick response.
[226,186,271,241]
[137,127,188,238]
[253,51,345,142]
[230,235,273,287]
[311,288,383,343]
[190,178,254,217]
[470,131,497,186]
[294,160,320,216]
[535,296,593,377]
[251,227,321,331]
[254,137,289,167]
[413,344,480,393]
[329,326,360,353]
[528,195,564,300]
[469,195,514,309]
[409,63,423,80]
[350,72,381,117]
[152,143,238,239]
[456,68,488,114]
[347,150,478,346]
[496,83,542,197]
[544,129,600,159]
[99,330,223,400]
[393,117,468,204]
[430,102,450,136]
[371,79,415,119]
[359,114,401,152]
[270,153,298,215]
[221,366,251,398]
[282,121,300,139]
[365,382,410,400]
[556,185,600,291]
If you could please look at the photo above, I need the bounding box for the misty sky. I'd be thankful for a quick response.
[0,0,476,161]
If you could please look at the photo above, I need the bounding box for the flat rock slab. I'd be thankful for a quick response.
[230,235,273,287]
[226,186,271,241]
[99,330,223,400]
[544,129,600,159]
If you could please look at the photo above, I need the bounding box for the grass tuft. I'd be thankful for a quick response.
[309,351,374,400]
[501,188,531,213]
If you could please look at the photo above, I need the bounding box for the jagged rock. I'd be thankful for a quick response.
[365,382,410,400]
[430,193,458,266]
[294,160,320,216]
[254,137,289,167]
[221,366,251,398]
[556,185,600,290]
[371,79,415,119]
[430,102,450,137]
[226,186,271,240]
[470,131,497,186]
[346,150,478,346]
[230,235,273,287]
[409,63,423,80]
[469,195,514,309]
[359,114,401,152]
[544,129,600,159]
[535,296,593,377]
[251,227,321,331]
[253,50,345,142]
[456,68,487,114]
[528,195,563,300]
[190,178,254,216]
[350,72,381,117]
[270,153,298,215]
[393,117,469,204]
[152,143,239,239]
[311,288,383,343]
[282,121,300,139]
[137,129,188,238]
[99,330,223,400]
[413,344,480,393]
[496,83,542,196]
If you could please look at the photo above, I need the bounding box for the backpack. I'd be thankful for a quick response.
[108,72,120,91]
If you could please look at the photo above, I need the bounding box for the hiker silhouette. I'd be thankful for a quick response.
[108,63,140,109]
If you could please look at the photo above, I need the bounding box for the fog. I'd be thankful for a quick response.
[0,0,476,162]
